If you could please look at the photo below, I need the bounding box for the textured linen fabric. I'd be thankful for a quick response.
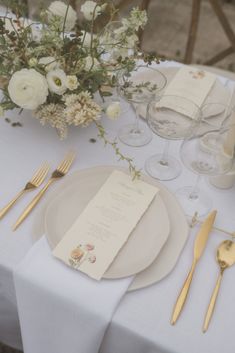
[14,236,133,353]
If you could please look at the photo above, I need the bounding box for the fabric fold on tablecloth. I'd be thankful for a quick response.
[14,236,133,353]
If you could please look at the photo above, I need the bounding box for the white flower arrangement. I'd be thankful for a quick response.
[0,0,159,177]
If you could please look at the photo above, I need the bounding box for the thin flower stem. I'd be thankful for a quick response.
[62,2,70,40]
[94,121,141,180]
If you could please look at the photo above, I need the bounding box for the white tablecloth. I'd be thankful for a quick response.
[0,61,235,352]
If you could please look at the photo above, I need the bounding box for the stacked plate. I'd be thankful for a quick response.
[33,166,189,291]
[138,66,230,129]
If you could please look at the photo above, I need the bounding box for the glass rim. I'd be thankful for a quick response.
[117,65,168,103]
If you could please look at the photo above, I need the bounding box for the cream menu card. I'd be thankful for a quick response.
[158,66,216,118]
[53,171,159,280]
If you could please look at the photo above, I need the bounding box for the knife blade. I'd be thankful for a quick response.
[171,209,217,325]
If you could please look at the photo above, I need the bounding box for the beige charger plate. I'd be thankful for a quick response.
[44,166,170,279]
[32,166,189,289]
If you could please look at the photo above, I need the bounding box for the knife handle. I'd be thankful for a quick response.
[203,271,223,333]
[171,261,197,325]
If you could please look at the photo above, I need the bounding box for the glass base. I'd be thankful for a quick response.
[175,186,212,217]
[118,123,152,147]
[145,154,182,181]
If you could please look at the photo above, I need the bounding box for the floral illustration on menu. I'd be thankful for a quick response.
[189,70,206,79]
[69,243,96,269]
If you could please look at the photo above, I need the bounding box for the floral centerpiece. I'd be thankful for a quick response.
[0,0,159,176]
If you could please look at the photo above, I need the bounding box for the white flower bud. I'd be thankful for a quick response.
[66,75,78,90]
[28,58,38,67]
[106,101,121,120]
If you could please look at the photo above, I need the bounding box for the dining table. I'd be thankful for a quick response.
[0,60,235,353]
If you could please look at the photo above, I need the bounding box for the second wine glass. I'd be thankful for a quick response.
[176,105,235,217]
[117,65,167,147]
[145,95,201,180]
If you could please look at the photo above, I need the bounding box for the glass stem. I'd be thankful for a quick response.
[160,140,170,166]
[189,174,201,200]
[132,103,141,134]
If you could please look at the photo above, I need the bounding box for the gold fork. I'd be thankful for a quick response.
[0,163,50,220]
[13,151,76,231]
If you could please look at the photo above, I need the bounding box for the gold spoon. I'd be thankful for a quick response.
[203,240,235,332]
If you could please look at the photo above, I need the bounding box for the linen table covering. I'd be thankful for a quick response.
[0,61,235,353]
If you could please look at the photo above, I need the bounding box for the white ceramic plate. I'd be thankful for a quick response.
[33,166,189,288]
[44,166,170,279]
[138,66,229,125]
[128,180,189,291]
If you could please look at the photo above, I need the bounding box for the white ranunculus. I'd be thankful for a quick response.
[46,69,67,95]
[48,1,77,31]
[8,69,48,110]
[84,56,99,71]
[106,101,121,120]
[66,75,78,90]
[81,1,106,21]
[39,56,59,72]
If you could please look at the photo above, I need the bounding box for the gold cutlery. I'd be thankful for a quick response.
[0,163,50,220]
[190,212,235,239]
[171,210,217,325]
[13,151,76,231]
[203,240,235,333]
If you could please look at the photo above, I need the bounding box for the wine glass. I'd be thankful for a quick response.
[176,104,235,217]
[145,95,201,180]
[99,21,135,70]
[117,65,167,147]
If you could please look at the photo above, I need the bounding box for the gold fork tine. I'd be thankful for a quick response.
[59,152,75,174]
[13,152,76,230]
[57,151,75,172]
[31,163,50,186]
[36,164,50,185]
[30,162,48,183]
[0,163,50,220]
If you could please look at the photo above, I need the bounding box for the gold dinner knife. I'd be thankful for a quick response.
[171,210,217,325]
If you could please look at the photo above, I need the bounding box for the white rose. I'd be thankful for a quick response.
[81,1,106,21]
[106,101,121,120]
[48,1,77,31]
[66,75,78,90]
[84,56,99,71]
[8,69,48,110]
[39,57,59,72]
[47,69,67,95]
